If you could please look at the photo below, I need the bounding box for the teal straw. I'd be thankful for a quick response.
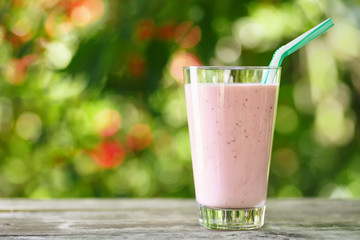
[262,18,334,84]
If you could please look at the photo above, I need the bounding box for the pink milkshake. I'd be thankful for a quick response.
[185,83,279,209]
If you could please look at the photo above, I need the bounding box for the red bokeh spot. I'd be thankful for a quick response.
[7,26,33,45]
[6,54,37,85]
[128,54,146,77]
[91,141,126,169]
[45,12,73,37]
[169,51,202,84]
[18,54,37,70]
[55,0,104,27]
[70,0,105,27]
[156,23,175,41]
[136,19,154,42]
[7,33,23,48]
[126,124,153,151]
[174,21,201,48]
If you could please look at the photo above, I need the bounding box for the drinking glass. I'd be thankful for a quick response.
[184,66,281,230]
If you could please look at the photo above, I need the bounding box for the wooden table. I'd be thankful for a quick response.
[0,199,359,239]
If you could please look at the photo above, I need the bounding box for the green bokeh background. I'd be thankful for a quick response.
[0,0,359,199]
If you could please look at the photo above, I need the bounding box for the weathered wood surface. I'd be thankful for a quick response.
[0,198,359,239]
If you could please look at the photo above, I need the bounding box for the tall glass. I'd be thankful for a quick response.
[184,66,281,230]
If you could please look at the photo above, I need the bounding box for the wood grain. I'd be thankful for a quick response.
[0,199,359,239]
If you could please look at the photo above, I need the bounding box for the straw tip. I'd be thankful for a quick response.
[326,18,335,26]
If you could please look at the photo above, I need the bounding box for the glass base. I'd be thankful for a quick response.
[197,203,265,230]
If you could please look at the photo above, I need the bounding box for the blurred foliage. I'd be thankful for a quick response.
[0,0,359,199]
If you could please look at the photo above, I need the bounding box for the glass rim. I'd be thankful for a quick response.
[183,66,281,70]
